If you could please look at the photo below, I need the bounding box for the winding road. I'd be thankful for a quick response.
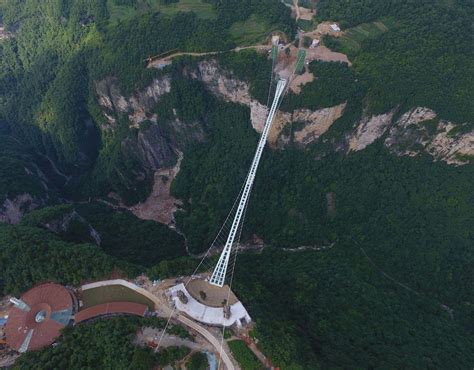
[82,279,236,370]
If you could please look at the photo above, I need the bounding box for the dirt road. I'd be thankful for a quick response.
[148,45,272,69]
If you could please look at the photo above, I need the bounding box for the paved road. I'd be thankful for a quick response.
[175,313,235,370]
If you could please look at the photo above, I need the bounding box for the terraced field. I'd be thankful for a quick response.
[333,18,398,56]
[229,14,273,45]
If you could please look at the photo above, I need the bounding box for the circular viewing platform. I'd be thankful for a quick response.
[167,277,251,328]
[186,278,238,308]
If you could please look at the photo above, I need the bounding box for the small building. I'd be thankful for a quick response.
[330,23,341,32]
[310,39,320,48]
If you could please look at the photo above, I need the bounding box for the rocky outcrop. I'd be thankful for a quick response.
[195,60,269,133]
[345,107,473,165]
[385,107,474,165]
[195,60,346,146]
[348,111,395,151]
[123,124,176,170]
[41,209,101,245]
[0,194,47,225]
[96,76,171,127]
[277,103,347,146]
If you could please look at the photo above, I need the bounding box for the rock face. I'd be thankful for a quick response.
[195,60,270,133]
[0,194,47,225]
[277,103,347,146]
[41,209,101,245]
[122,124,176,170]
[94,62,473,227]
[96,76,171,127]
[345,107,473,165]
[385,107,474,165]
[348,111,395,151]
[195,60,346,145]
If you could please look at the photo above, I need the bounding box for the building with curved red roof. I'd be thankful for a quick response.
[5,283,75,352]
[74,302,148,324]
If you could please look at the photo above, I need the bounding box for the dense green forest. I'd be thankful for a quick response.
[234,247,474,369]
[0,0,294,203]
[0,223,135,295]
[320,0,474,123]
[1,0,473,368]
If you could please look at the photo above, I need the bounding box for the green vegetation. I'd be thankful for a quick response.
[187,352,208,370]
[169,80,259,253]
[0,0,294,205]
[107,0,216,24]
[0,224,135,295]
[323,19,395,57]
[0,136,47,203]
[229,14,272,45]
[228,340,264,370]
[20,205,74,227]
[319,1,474,123]
[157,346,191,366]
[1,0,474,368]
[18,202,186,267]
[234,246,474,369]
[81,285,155,309]
[283,60,357,111]
[147,256,201,279]
[217,50,272,105]
[168,324,193,340]
[75,202,186,266]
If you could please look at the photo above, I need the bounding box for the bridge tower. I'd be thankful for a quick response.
[209,79,287,287]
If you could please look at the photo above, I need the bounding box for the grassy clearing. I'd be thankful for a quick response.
[333,18,397,55]
[229,14,272,45]
[107,0,216,24]
[228,340,264,370]
[151,0,215,19]
[297,18,314,31]
[82,285,155,309]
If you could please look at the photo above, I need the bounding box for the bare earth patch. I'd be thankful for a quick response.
[290,70,315,94]
[306,45,351,66]
[130,151,183,226]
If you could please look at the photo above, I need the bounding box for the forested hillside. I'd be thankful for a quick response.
[0,0,473,368]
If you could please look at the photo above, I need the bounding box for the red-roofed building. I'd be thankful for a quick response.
[74,302,148,324]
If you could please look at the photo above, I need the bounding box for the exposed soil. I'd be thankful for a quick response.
[186,279,238,308]
[130,151,183,226]
[289,70,314,93]
[306,45,351,65]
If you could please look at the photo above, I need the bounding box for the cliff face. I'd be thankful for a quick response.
[194,60,346,146]
[385,107,473,165]
[345,107,473,165]
[0,194,48,225]
[95,76,171,127]
[92,60,473,222]
[40,209,101,245]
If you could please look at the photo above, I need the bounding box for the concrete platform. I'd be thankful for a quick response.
[167,281,251,328]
